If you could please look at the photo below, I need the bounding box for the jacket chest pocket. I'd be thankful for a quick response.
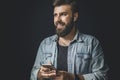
[75,53,91,73]
[44,53,52,64]
[76,53,91,64]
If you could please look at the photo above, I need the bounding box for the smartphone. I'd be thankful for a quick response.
[42,64,55,70]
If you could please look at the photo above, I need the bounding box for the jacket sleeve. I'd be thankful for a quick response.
[30,40,45,80]
[83,37,109,80]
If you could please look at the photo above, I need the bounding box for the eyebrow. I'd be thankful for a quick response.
[53,11,68,15]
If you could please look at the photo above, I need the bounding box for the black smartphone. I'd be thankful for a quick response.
[42,64,55,70]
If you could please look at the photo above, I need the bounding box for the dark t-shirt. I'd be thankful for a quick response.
[57,44,68,71]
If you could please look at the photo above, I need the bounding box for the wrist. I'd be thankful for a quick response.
[75,74,84,80]
[67,72,75,80]
[60,71,74,80]
[37,69,42,80]
[75,74,79,80]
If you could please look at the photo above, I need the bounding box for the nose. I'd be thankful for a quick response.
[56,15,61,22]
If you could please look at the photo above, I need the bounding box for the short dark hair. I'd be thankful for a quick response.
[52,0,79,13]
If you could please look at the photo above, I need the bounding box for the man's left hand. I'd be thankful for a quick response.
[53,71,73,80]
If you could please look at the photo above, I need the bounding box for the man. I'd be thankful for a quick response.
[30,0,109,80]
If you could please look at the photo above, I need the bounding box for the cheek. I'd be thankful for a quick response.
[63,17,71,24]
[53,18,56,25]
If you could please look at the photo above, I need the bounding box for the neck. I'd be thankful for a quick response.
[58,26,77,46]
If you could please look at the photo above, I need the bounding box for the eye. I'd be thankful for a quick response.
[53,13,57,17]
[61,12,67,16]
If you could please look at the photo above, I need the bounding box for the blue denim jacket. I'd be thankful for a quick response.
[30,31,109,80]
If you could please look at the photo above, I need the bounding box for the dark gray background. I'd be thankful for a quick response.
[1,0,117,80]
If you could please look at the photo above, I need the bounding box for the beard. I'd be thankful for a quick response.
[55,17,74,37]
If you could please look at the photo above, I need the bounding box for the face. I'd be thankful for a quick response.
[53,5,75,37]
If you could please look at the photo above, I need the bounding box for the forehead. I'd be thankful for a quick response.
[54,4,72,13]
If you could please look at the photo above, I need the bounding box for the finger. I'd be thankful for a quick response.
[41,72,56,78]
[50,70,56,73]
[41,67,51,72]
[56,70,66,77]
[47,61,52,65]
[53,76,61,80]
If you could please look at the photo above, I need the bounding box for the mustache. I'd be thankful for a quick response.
[55,21,65,26]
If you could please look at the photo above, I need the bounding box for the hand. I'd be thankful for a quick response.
[53,71,70,80]
[53,71,84,80]
[37,65,56,79]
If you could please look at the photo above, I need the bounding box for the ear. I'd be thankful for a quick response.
[73,12,78,22]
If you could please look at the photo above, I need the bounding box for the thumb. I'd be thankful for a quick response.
[47,61,52,65]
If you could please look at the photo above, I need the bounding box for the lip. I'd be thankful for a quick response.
[56,24,63,29]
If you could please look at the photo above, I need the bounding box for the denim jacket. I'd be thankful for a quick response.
[30,31,109,80]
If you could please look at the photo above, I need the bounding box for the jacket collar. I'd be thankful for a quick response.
[52,30,83,43]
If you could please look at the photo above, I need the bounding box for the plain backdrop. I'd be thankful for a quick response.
[1,0,117,80]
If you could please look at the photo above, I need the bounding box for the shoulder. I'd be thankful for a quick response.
[40,34,57,45]
[78,33,100,45]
